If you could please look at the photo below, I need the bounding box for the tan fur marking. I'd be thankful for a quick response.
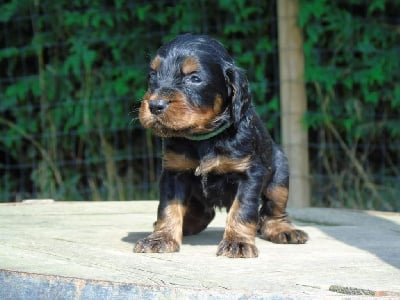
[163,151,199,171]
[196,155,251,175]
[182,56,199,75]
[154,200,186,244]
[188,106,222,133]
[223,198,257,244]
[163,93,207,129]
[259,186,308,244]
[150,55,161,70]
[264,186,288,217]
[259,218,308,244]
[138,91,152,128]
[139,89,223,137]
[213,95,223,114]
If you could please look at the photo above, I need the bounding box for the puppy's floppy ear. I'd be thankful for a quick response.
[225,67,251,125]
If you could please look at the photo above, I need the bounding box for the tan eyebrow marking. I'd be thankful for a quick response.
[150,55,162,70]
[182,56,200,75]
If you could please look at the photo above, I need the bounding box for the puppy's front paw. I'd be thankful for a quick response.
[133,233,180,253]
[216,239,258,258]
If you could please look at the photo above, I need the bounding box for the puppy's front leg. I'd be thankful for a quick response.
[134,173,186,253]
[217,176,262,258]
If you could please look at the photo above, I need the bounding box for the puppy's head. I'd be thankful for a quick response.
[139,34,251,138]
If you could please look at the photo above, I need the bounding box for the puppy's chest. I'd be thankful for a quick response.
[162,150,251,177]
[163,149,246,203]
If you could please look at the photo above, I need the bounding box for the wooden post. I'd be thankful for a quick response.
[277,0,310,207]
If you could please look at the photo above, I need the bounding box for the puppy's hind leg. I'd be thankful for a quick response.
[258,144,308,244]
[182,198,215,236]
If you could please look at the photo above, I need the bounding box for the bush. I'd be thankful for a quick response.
[300,0,400,210]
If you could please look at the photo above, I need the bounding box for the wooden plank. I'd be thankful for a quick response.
[1,201,400,298]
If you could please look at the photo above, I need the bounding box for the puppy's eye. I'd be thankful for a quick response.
[186,74,202,84]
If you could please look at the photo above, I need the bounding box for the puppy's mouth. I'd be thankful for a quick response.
[139,90,227,138]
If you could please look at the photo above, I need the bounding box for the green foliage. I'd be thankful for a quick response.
[0,0,277,202]
[300,0,400,210]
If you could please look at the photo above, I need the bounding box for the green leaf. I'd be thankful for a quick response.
[365,91,379,104]
[391,85,400,109]
[0,47,19,61]
[82,48,97,71]
[299,0,328,27]
[368,0,386,14]
[0,0,20,22]
[136,5,151,21]
[5,80,29,100]
[343,117,355,133]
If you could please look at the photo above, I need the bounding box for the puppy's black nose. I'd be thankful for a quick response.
[149,100,169,115]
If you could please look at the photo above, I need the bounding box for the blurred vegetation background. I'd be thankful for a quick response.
[0,0,399,211]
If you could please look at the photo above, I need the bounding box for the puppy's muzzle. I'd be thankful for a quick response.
[149,99,169,115]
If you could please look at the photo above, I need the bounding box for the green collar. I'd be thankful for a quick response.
[184,121,232,141]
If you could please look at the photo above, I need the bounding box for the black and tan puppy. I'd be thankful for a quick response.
[135,34,308,258]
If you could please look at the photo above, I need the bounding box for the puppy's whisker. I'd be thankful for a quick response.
[128,102,142,127]
[129,118,139,127]
[129,107,140,115]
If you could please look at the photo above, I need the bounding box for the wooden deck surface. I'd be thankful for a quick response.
[1,201,400,299]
